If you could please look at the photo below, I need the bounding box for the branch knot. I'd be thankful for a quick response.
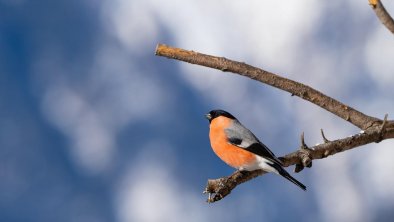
[295,132,313,173]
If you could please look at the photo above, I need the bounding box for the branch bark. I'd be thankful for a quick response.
[155,44,380,130]
[155,44,394,203]
[369,0,394,34]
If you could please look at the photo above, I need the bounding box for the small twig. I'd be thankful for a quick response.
[294,138,305,173]
[320,129,330,143]
[300,132,307,149]
[381,114,388,130]
[297,132,312,171]
[369,0,394,34]
[376,114,388,142]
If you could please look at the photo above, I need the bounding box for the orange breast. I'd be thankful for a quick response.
[209,117,256,169]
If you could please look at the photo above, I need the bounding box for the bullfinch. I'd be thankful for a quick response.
[205,109,306,191]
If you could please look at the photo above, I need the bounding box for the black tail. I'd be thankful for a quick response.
[267,161,307,191]
[279,170,307,191]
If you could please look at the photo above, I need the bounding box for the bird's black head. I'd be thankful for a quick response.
[205,109,236,123]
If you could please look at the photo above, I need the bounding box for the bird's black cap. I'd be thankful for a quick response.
[205,109,236,122]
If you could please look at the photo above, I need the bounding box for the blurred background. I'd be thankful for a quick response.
[1,0,394,221]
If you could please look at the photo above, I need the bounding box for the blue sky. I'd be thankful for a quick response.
[1,0,394,221]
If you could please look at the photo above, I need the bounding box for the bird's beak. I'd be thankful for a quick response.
[205,113,212,120]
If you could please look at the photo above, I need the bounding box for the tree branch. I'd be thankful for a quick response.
[154,44,394,203]
[155,44,380,130]
[369,0,394,34]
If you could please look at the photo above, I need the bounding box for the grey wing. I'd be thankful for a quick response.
[224,121,259,148]
[224,121,283,165]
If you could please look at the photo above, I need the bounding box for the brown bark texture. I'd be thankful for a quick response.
[369,0,394,34]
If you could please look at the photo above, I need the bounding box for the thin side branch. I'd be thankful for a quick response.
[155,44,380,130]
[320,129,330,143]
[369,0,394,34]
[300,132,308,149]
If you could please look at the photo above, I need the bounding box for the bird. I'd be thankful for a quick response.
[205,109,306,191]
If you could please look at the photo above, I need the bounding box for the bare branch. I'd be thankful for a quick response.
[369,0,394,34]
[155,44,380,130]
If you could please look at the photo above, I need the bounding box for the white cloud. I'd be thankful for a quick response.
[102,0,158,55]
[34,43,172,174]
[116,166,208,222]
[114,143,232,222]
[365,26,394,90]
[88,45,171,128]
[41,83,115,173]
[362,142,394,203]
[103,0,322,110]
[313,157,369,222]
